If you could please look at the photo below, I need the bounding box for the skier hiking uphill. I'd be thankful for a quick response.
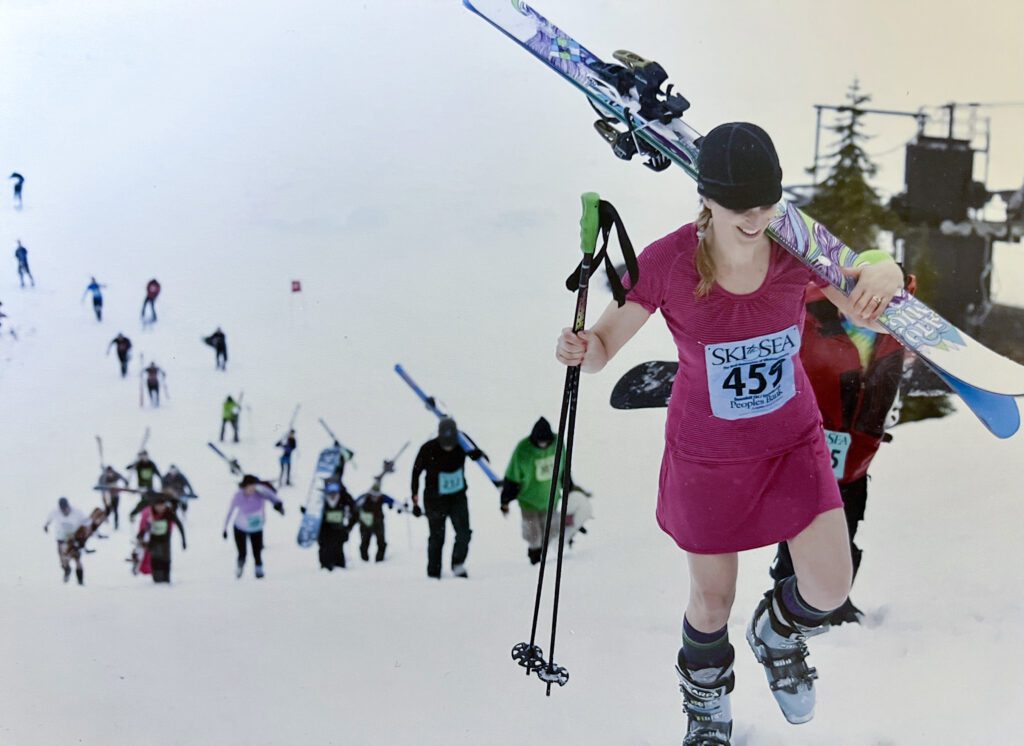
[140,278,160,324]
[43,497,90,585]
[769,274,916,625]
[275,429,297,486]
[501,416,589,565]
[555,123,903,743]
[356,469,399,563]
[9,172,24,210]
[203,327,228,370]
[160,464,197,513]
[220,395,241,443]
[107,333,132,377]
[142,362,167,407]
[14,240,34,288]
[316,481,356,570]
[223,474,284,579]
[126,451,161,492]
[410,417,486,579]
[82,277,106,322]
[97,465,129,530]
[137,494,186,583]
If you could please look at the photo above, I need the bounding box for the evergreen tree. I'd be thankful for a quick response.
[807,80,899,251]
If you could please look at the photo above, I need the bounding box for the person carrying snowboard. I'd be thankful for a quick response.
[98,464,129,530]
[137,494,186,583]
[410,417,485,579]
[275,429,297,486]
[143,361,166,407]
[222,474,284,579]
[768,275,915,625]
[316,481,356,570]
[555,122,904,743]
[140,278,160,323]
[9,172,24,210]
[107,333,132,377]
[220,395,240,443]
[161,464,196,513]
[126,450,161,492]
[43,497,90,585]
[14,240,34,288]
[203,327,228,370]
[82,277,106,322]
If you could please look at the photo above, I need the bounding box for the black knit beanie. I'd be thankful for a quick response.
[697,122,783,210]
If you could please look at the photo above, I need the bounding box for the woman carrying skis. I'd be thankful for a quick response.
[555,122,903,744]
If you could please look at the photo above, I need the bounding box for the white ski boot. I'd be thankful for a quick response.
[746,588,827,724]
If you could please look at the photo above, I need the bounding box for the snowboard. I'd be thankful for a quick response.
[394,364,503,484]
[297,445,344,548]
[610,360,677,410]
[462,0,1023,438]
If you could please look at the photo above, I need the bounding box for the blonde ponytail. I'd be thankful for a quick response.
[694,205,715,298]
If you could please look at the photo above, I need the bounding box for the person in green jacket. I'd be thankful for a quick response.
[220,395,241,443]
[500,417,568,565]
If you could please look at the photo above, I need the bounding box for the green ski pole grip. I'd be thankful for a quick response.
[579,192,600,255]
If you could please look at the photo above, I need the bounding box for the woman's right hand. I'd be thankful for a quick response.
[556,328,590,367]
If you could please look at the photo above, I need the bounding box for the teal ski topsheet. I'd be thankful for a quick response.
[463,0,1022,437]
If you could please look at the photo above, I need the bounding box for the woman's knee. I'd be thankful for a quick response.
[688,587,736,623]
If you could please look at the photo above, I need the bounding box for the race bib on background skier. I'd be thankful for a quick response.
[705,325,800,420]
[534,454,556,482]
[245,514,264,532]
[149,519,168,537]
[438,470,465,495]
[824,429,852,480]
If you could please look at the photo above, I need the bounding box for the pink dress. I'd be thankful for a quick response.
[625,223,842,554]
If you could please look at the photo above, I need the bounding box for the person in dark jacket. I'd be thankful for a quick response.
[357,486,395,563]
[138,493,186,583]
[317,481,356,570]
[276,430,297,486]
[769,275,914,624]
[9,172,24,209]
[83,277,106,321]
[107,333,132,377]
[410,417,484,579]
[161,464,196,513]
[14,241,33,288]
[98,465,129,530]
[126,451,161,492]
[140,278,161,323]
[204,327,228,370]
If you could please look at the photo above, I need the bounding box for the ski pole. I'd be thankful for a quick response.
[512,192,601,695]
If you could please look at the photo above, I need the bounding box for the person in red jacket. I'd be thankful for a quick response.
[770,274,915,624]
[140,278,161,324]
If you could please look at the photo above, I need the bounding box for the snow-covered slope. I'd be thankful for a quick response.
[1,2,1022,744]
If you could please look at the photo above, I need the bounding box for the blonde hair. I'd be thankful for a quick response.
[694,204,715,298]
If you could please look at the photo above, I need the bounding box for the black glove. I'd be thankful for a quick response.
[273,502,285,515]
[501,480,520,506]
[412,504,423,518]
[468,448,487,462]
[299,505,307,514]
[222,530,228,540]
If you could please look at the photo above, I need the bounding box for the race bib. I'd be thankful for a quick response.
[149,519,169,537]
[246,513,265,532]
[705,325,800,420]
[359,510,374,527]
[824,429,852,481]
[534,454,556,483]
[325,510,344,524]
[438,469,465,496]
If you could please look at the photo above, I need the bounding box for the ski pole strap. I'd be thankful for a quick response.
[565,199,638,307]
